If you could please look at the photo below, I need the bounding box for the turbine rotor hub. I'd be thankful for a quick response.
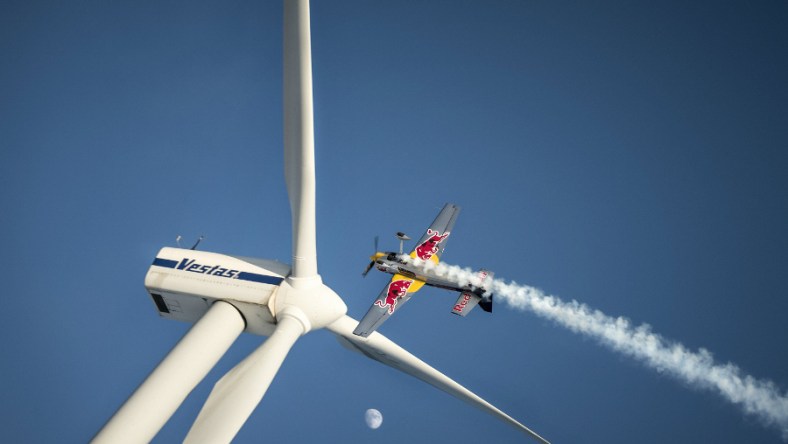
[271,275,347,332]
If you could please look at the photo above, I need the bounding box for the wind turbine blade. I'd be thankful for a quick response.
[93,301,245,444]
[283,0,317,279]
[326,315,550,444]
[184,314,305,444]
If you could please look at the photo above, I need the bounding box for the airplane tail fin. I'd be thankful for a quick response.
[478,270,494,313]
[479,294,493,313]
[451,292,481,316]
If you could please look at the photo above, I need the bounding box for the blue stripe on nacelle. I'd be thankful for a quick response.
[151,257,284,286]
[237,272,284,285]
[152,258,178,268]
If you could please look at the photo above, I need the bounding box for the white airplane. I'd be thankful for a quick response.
[355,203,495,337]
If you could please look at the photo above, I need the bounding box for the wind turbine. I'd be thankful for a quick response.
[92,1,549,443]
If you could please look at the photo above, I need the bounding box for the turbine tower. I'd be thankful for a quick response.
[92,1,549,443]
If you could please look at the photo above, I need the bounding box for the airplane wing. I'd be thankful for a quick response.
[353,276,416,337]
[329,315,550,444]
[409,203,460,261]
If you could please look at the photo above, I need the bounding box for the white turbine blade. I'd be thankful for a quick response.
[327,315,550,444]
[283,0,317,279]
[93,301,245,444]
[184,314,305,444]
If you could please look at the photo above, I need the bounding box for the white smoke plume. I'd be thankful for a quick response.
[402,256,788,438]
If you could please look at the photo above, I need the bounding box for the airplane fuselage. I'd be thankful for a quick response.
[373,252,487,296]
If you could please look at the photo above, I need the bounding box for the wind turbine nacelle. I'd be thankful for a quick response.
[144,247,291,336]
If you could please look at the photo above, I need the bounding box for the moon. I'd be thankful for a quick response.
[364,408,383,429]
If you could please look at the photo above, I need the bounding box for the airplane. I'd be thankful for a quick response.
[353,203,494,337]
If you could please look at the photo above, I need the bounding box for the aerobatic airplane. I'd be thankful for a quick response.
[353,203,494,337]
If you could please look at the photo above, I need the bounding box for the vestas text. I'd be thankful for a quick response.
[177,258,240,278]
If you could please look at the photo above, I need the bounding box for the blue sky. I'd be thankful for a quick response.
[2,1,787,443]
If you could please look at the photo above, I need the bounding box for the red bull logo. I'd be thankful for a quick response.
[375,279,413,314]
[476,270,488,287]
[454,293,472,312]
[414,229,450,260]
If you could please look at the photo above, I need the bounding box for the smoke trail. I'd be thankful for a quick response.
[402,256,788,438]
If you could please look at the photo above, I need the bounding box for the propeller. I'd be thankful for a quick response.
[362,236,380,277]
[94,1,550,443]
[186,3,548,434]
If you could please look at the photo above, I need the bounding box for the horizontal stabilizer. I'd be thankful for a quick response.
[451,292,481,317]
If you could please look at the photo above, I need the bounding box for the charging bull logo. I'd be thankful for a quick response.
[375,279,413,314]
[414,230,450,260]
